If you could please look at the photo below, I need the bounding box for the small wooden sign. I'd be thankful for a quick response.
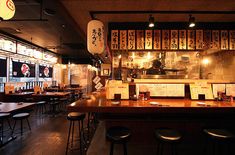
[136,30,144,50]
[203,30,211,49]
[196,30,203,50]
[111,30,119,50]
[221,30,228,50]
[179,30,186,50]
[170,30,178,50]
[229,30,235,50]
[187,30,195,50]
[212,30,220,49]
[119,30,127,50]
[145,30,152,49]
[153,30,161,50]
[128,30,136,50]
[162,30,170,49]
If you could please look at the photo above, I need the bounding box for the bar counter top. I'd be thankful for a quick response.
[67,91,235,114]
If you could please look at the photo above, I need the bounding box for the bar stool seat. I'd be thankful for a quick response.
[203,128,235,155]
[106,126,131,155]
[203,129,235,140]
[67,112,86,121]
[155,129,182,155]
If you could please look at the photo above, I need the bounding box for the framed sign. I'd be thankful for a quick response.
[128,30,135,50]
[162,30,170,49]
[136,30,144,50]
[119,30,127,50]
[153,30,161,50]
[111,30,119,50]
[39,65,53,78]
[229,30,235,50]
[170,30,178,50]
[145,30,152,49]
[196,30,203,50]
[204,30,211,49]
[12,61,35,77]
[221,30,228,50]
[179,30,186,50]
[187,30,195,50]
[212,30,220,49]
[103,69,109,76]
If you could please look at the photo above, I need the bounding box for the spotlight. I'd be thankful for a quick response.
[148,15,154,28]
[189,14,195,28]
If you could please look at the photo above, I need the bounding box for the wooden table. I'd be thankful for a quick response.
[45,87,83,92]
[4,92,34,102]
[32,92,70,98]
[0,102,35,113]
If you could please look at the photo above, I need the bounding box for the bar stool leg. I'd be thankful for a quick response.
[71,121,75,148]
[123,143,127,155]
[79,121,83,155]
[66,121,72,155]
[7,119,12,130]
[0,120,3,144]
[21,120,23,136]
[11,121,16,136]
[26,118,31,130]
[110,142,114,155]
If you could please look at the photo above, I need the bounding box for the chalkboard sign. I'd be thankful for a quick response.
[12,61,35,77]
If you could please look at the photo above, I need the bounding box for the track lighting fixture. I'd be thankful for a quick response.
[189,14,195,28]
[148,15,154,28]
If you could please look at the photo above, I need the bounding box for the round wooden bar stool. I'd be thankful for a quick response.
[106,126,131,155]
[11,113,31,136]
[155,129,182,155]
[66,112,86,155]
[203,129,235,155]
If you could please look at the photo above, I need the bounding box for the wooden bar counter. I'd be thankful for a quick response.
[67,91,235,149]
[67,91,235,114]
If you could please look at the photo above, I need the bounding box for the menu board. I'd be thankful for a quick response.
[138,84,185,97]
[226,84,235,96]
[106,80,129,99]
[212,84,226,98]
[39,65,53,78]
[0,37,16,53]
[0,58,7,77]
[190,83,214,100]
[12,61,35,77]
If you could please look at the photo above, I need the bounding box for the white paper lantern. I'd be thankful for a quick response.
[0,0,15,20]
[87,20,105,54]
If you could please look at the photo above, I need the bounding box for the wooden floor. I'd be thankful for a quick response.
[1,111,235,155]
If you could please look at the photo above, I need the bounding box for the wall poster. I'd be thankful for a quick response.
[128,30,135,50]
[162,30,170,49]
[111,30,119,50]
[170,30,178,50]
[153,30,161,50]
[119,30,127,50]
[179,30,186,50]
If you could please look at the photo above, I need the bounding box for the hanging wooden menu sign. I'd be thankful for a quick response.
[229,30,235,50]
[204,30,211,49]
[128,30,135,50]
[162,30,170,49]
[119,30,127,50]
[187,30,195,50]
[153,30,161,50]
[221,30,228,50]
[212,30,220,49]
[145,30,152,49]
[111,30,118,50]
[170,30,178,50]
[196,30,203,50]
[136,30,144,50]
[179,30,186,50]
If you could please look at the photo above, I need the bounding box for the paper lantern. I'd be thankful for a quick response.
[0,0,15,20]
[87,20,105,54]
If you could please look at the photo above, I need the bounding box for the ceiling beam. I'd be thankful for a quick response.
[90,10,235,18]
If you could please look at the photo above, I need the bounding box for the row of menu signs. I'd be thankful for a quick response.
[0,36,57,63]
[111,29,235,51]
[190,83,235,100]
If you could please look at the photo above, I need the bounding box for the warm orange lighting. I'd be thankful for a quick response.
[202,58,210,65]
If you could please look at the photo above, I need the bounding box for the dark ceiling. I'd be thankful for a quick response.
[1,0,235,64]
